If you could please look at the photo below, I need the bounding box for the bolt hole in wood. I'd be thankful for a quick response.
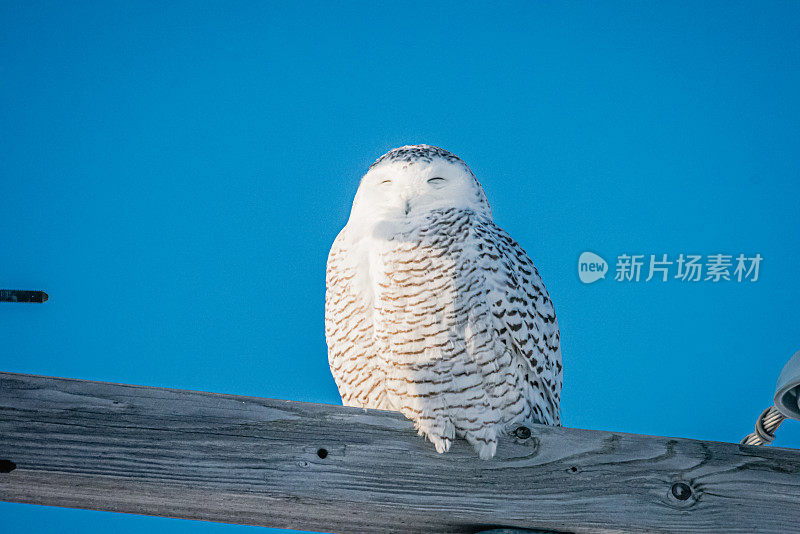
[670,482,692,501]
[569,466,578,473]
[514,426,531,440]
[0,459,16,473]
[317,448,328,459]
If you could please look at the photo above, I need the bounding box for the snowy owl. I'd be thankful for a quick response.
[325,145,561,459]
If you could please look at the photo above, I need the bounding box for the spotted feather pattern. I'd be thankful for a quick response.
[326,235,389,411]
[326,206,561,459]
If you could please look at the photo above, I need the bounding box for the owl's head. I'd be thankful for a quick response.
[348,145,492,225]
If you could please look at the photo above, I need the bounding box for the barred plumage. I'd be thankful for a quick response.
[325,145,561,458]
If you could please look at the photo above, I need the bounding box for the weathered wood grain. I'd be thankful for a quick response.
[0,372,798,533]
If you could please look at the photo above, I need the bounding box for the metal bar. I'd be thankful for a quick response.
[0,290,49,303]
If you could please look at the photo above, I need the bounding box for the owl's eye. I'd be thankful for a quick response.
[380,179,392,186]
[427,177,446,185]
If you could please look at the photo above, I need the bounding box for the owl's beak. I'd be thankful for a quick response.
[404,200,411,215]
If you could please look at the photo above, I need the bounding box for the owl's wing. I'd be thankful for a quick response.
[325,229,389,410]
[476,220,562,426]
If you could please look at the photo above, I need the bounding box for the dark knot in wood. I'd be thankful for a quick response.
[671,482,692,501]
[0,459,16,473]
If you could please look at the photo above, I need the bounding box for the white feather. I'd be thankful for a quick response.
[325,145,561,458]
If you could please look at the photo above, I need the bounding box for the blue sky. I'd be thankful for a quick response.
[2,1,800,532]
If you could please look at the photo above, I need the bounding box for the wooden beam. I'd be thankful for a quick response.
[1,371,798,533]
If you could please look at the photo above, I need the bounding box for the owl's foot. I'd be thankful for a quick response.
[412,414,456,455]
[427,433,452,454]
[464,426,498,460]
